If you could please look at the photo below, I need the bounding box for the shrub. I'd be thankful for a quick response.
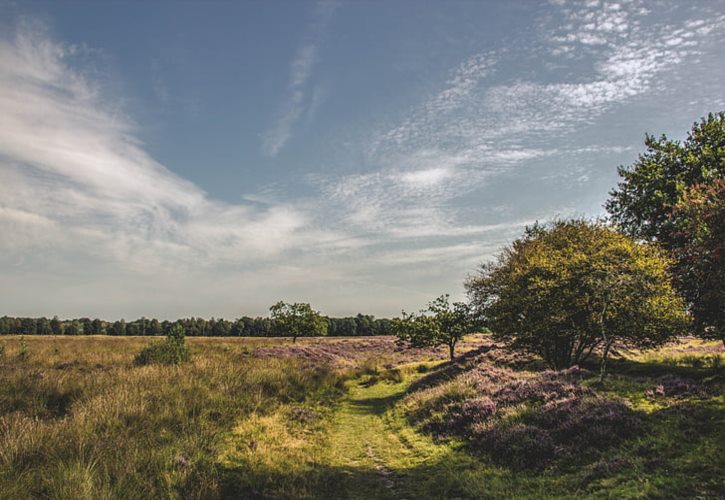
[134,326,190,366]
[0,342,5,357]
[17,338,29,361]
[467,220,689,375]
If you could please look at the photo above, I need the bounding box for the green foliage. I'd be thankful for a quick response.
[466,220,689,372]
[269,301,328,342]
[393,295,475,360]
[671,179,724,341]
[133,325,190,365]
[17,338,29,361]
[606,112,724,340]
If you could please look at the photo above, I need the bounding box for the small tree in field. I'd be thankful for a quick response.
[393,294,475,360]
[269,301,328,343]
[466,220,689,378]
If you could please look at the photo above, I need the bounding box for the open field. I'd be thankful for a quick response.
[0,335,723,499]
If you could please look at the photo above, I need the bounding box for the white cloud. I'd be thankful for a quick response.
[260,0,338,157]
[400,167,452,187]
[0,22,348,276]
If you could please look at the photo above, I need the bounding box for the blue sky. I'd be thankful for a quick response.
[1,0,724,319]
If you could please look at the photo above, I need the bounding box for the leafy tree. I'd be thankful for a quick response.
[393,294,475,360]
[36,317,50,335]
[148,318,162,336]
[212,319,232,337]
[80,318,93,335]
[65,319,82,336]
[90,318,105,335]
[670,180,724,343]
[269,301,328,343]
[50,316,62,335]
[466,220,689,377]
[109,319,126,336]
[20,318,37,335]
[606,112,724,339]
[0,317,11,335]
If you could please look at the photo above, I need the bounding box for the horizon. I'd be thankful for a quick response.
[1,0,724,320]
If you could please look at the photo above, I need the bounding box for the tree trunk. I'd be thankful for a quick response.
[292,336,297,344]
[449,343,455,361]
[599,340,613,383]
[598,297,611,383]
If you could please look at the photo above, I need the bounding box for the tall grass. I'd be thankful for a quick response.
[0,336,346,499]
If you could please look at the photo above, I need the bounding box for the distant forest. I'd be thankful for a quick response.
[0,315,392,337]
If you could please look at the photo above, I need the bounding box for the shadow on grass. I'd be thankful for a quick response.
[407,345,495,392]
[584,355,724,382]
[347,393,406,416]
[215,448,503,500]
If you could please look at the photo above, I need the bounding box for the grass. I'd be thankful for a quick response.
[0,335,722,498]
[0,336,347,498]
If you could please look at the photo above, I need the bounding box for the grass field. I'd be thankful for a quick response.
[0,335,722,499]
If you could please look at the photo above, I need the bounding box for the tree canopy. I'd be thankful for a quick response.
[393,294,475,360]
[670,179,724,341]
[606,112,724,341]
[466,220,689,374]
[269,301,328,343]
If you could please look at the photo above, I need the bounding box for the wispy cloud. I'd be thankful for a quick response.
[260,0,338,157]
[0,22,352,276]
[318,0,725,249]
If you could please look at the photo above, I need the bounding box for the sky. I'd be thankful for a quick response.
[1,0,724,320]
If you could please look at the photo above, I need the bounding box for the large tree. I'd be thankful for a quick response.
[466,220,689,376]
[670,180,724,342]
[269,302,328,343]
[393,294,475,360]
[606,112,724,340]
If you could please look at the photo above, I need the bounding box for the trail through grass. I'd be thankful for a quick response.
[324,368,444,498]
[217,363,486,499]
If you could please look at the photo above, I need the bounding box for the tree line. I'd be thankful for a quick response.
[0,313,392,338]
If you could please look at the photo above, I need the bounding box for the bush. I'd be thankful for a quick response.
[17,338,28,361]
[134,326,190,366]
[0,343,5,357]
[467,220,689,373]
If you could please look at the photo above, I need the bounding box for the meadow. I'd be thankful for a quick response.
[0,335,722,499]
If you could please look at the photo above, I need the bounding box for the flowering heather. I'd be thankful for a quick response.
[646,375,705,398]
[406,355,642,469]
[530,397,641,449]
[251,336,487,369]
[477,424,556,470]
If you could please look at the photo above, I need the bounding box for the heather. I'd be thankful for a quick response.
[405,349,641,469]
[251,335,487,368]
[403,339,724,493]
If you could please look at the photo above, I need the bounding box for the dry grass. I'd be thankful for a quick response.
[0,336,348,499]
